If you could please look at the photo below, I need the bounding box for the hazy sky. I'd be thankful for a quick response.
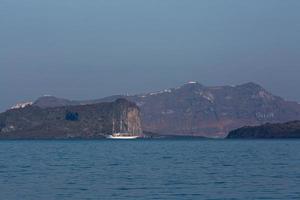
[1,0,300,111]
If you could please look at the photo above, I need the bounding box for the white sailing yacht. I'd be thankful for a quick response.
[106,118,139,139]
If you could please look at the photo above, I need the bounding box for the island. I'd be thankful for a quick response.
[227,121,300,139]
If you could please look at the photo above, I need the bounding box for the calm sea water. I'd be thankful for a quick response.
[0,139,300,200]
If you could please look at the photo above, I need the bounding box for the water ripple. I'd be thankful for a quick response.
[0,140,299,199]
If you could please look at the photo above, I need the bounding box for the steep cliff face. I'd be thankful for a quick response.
[0,99,142,139]
[110,99,143,136]
[227,121,300,139]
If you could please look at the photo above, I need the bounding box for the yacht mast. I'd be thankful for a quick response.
[120,117,123,133]
[112,119,115,133]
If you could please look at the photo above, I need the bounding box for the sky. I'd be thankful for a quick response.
[0,0,300,111]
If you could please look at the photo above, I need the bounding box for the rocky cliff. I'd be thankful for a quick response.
[227,121,300,139]
[0,99,142,139]
[16,82,300,138]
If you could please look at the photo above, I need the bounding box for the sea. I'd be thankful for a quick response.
[0,139,299,200]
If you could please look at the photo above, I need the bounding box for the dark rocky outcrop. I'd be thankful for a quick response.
[227,121,300,139]
[0,99,142,139]
[15,82,300,138]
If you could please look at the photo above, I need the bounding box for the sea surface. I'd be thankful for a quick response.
[0,139,300,200]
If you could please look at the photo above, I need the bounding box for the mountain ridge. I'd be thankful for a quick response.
[9,82,300,138]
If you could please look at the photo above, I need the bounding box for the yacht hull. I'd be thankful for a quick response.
[106,135,139,139]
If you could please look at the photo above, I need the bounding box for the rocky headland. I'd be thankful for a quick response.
[227,121,300,139]
[0,99,142,139]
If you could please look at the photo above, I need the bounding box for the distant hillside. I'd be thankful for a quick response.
[227,121,300,139]
[33,95,79,108]
[13,81,300,138]
[1,99,142,139]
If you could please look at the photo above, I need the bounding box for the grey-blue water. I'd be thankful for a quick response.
[0,139,300,200]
